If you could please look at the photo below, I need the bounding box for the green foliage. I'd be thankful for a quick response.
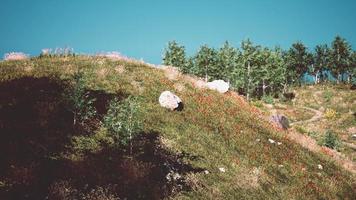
[320,130,340,150]
[330,36,352,83]
[67,72,96,125]
[161,36,355,101]
[251,100,264,108]
[217,41,239,82]
[194,45,219,81]
[295,126,308,134]
[104,96,143,146]
[162,41,187,72]
[261,95,274,104]
[285,42,313,85]
[323,90,333,102]
[312,44,330,83]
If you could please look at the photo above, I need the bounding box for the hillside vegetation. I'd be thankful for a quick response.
[0,56,355,199]
[276,84,355,160]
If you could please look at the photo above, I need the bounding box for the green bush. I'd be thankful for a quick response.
[319,130,340,150]
[261,95,274,104]
[104,96,143,150]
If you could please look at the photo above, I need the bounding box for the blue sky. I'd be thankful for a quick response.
[1,0,355,64]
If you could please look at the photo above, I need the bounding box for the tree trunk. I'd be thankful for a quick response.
[262,79,266,97]
[314,70,320,84]
[205,65,208,82]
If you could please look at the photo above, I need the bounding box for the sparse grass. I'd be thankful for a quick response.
[0,57,355,199]
[274,83,356,161]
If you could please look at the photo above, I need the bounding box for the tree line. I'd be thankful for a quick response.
[162,36,356,100]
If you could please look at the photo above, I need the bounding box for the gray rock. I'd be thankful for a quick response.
[270,114,289,130]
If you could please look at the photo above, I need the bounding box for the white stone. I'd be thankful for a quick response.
[318,164,323,170]
[204,170,210,174]
[158,91,182,111]
[268,139,275,144]
[277,142,282,145]
[206,80,230,93]
[218,167,226,173]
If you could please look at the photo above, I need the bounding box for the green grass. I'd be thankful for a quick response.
[0,56,355,199]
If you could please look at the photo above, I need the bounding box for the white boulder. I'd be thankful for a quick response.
[206,80,229,93]
[159,91,182,111]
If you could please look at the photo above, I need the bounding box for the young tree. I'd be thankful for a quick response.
[312,44,330,84]
[239,39,260,100]
[285,42,313,85]
[194,45,218,82]
[264,47,286,96]
[330,36,352,83]
[184,57,197,75]
[104,96,143,156]
[230,51,245,92]
[162,41,187,72]
[217,41,239,82]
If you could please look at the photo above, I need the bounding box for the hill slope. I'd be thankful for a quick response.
[0,56,355,199]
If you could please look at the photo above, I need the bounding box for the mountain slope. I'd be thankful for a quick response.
[0,56,355,199]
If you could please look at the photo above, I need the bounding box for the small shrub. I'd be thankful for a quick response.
[323,90,333,102]
[319,130,340,150]
[324,108,337,120]
[251,100,263,108]
[104,96,143,154]
[71,135,101,153]
[261,95,274,104]
[295,126,308,134]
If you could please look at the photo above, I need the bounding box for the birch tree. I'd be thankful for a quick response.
[312,44,330,84]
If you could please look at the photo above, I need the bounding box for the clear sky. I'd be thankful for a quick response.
[1,0,355,64]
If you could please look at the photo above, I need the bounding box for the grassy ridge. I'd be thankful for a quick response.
[0,56,355,199]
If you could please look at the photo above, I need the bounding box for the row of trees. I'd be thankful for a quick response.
[162,36,356,100]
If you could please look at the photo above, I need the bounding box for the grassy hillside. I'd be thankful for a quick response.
[0,56,355,199]
[258,84,356,161]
